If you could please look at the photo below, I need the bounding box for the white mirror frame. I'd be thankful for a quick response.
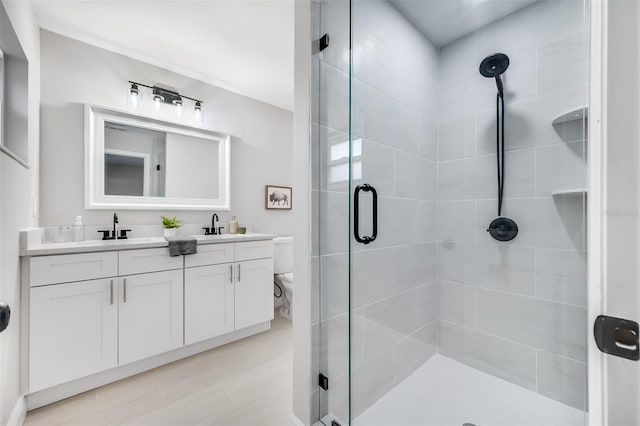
[85,104,231,210]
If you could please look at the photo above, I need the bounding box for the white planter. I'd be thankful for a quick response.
[163,228,177,238]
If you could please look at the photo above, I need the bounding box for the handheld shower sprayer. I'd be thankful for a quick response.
[480,53,518,242]
[479,53,509,98]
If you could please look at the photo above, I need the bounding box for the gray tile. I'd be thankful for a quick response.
[318,60,349,133]
[352,247,396,308]
[535,249,587,307]
[319,126,350,193]
[395,243,437,292]
[362,139,397,197]
[438,115,476,161]
[438,149,535,202]
[477,86,588,155]
[477,197,586,251]
[312,123,320,190]
[439,72,495,122]
[439,34,476,85]
[439,281,477,328]
[326,372,348,423]
[318,190,350,255]
[321,0,350,73]
[319,253,348,320]
[438,201,476,244]
[363,287,425,359]
[393,322,437,384]
[364,86,421,154]
[418,281,439,326]
[396,151,436,200]
[439,321,537,391]
[318,61,364,136]
[319,314,349,379]
[439,242,535,296]
[535,141,586,197]
[312,256,320,324]
[417,201,437,242]
[420,114,438,161]
[351,349,394,417]
[537,350,587,410]
[474,0,585,62]
[538,33,589,96]
[363,197,420,248]
[477,289,588,361]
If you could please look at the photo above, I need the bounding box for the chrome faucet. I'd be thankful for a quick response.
[203,213,224,235]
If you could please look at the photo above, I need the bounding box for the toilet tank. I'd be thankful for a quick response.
[273,236,293,274]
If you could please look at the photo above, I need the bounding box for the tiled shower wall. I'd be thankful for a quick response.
[312,0,589,422]
[436,0,589,411]
[312,0,439,421]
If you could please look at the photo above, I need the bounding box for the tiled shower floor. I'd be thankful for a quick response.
[354,354,585,426]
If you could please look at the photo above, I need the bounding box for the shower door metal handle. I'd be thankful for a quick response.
[354,184,377,245]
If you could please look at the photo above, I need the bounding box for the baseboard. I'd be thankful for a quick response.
[7,395,26,426]
[289,412,306,426]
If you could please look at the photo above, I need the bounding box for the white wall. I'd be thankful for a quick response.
[40,30,293,236]
[0,1,40,424]
[603,1,640,424]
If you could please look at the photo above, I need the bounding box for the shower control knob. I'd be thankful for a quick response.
[487,217,518,242]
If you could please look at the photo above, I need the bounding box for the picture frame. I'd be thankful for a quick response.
[265,185,292,210]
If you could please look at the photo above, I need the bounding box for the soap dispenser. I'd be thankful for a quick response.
[230,216,238,234]
[72,215,84,242]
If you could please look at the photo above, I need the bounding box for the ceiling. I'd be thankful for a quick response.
[31,0,295,111]
[390,0,539,47]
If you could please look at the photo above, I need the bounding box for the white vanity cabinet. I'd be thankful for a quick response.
[118,270,184,364]
[24,236,275,402]
[29,278,118,392]
[185,263,235,344]
[234,258,274,329]
[184,240,274,344]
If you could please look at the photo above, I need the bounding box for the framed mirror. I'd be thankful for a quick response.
[0,2,29,167]
[85,105,230,210]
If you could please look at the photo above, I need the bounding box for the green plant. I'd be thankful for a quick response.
[161,216,183,229]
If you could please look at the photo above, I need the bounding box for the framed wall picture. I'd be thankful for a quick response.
[265,185,292,210]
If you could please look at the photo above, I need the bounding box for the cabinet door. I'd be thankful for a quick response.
[184,264,234,345]
[30,278,118,392]
[234,258,274,330]
[118,270,183,365]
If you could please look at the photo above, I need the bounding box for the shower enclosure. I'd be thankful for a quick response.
[312,0,590,424]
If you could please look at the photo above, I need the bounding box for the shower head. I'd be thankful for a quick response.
[479,53,509,97]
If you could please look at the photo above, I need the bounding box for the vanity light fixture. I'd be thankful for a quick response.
[129,82,139,97]
[128,80,203,114]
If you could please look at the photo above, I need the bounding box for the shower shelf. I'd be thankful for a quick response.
[551,188,588,197]
[552,106,589,126]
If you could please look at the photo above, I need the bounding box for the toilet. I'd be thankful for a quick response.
[273,236,293,319]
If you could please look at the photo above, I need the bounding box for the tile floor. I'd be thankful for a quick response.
[25,315,292,426]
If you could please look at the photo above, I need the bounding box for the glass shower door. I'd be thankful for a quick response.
[315,0,589,425]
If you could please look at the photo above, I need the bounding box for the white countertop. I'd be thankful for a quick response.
[20,233,276,256]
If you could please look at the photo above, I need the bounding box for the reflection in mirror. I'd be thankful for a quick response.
[86,105,230,210]
[103,121,220,199]
[104,122,166,197]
